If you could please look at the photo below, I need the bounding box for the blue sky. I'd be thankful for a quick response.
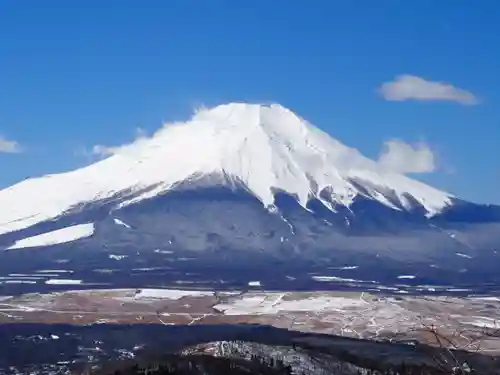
[0,0,499,203]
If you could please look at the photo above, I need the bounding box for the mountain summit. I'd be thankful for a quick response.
[0,103,498,292]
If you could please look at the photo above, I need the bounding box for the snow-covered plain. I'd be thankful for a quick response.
[134,288,213,300]
[5,223,94,250]
[214,293,367,315]
[0,103,453,236]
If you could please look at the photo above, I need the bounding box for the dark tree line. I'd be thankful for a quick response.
[89,353,294,375]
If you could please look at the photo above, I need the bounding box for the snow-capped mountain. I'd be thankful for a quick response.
[0,103,452,235]
[0,103,499,292]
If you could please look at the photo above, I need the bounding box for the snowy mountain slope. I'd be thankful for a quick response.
[0,103,453,237]
[6,223,94,250]
[0,187,498,292]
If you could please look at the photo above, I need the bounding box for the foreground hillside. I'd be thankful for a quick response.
[1,323,499,375]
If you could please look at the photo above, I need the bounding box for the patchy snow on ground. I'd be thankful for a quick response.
[109,254,128,260]
[154,249,173,254]
[134,289,213,300]
[445,288,471,292]
[9,273,59,277]
[415,286,437,292]
[36,269,74,274]
[373,285,399,291]
[45,279,83,285]
[312,275,378,284]
[214,293,367,315]
[4,275,45,279]
[92,269,117,274]
[473,297,500,302]
[464,317,500,329]
[5,223,94,250]
[113,218,131,229]
[132,267,171,272]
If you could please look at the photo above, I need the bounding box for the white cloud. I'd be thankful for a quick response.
[91,144,122,157]
[89,127,148,158]
[378,139,436,174]
[379,75,479,105]
[0,136,22,153]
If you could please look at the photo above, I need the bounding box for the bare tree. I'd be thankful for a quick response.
[409,319,500,375]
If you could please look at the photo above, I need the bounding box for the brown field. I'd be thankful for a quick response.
[1,289,499,354]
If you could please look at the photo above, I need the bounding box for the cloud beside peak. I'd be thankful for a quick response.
[378,139,436,174]
[89,127,148,158]
[91,144,122,157]
[379,75,479,105]
[0,136,23,153]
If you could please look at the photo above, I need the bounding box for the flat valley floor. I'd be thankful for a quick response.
[1,288,499,354]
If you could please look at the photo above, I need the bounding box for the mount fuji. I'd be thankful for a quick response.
[0,103,499,293]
